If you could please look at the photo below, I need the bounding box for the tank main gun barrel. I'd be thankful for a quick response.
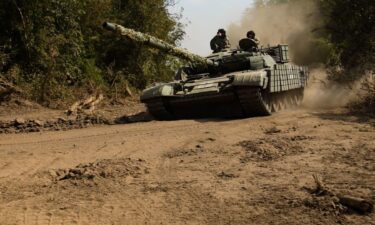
[103,22,216,66]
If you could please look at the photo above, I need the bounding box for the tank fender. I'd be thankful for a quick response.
[140,84,174,101]
[232,71,268,89]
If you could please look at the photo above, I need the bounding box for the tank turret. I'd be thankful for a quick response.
[102,22,216,66]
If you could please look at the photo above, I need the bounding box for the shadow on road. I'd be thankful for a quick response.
[114,110,245,124]
[114,112,153,124]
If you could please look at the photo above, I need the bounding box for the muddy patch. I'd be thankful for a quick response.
[264,126,282,134]
[327,143,375,171]
[302,175,374,216]
[165,145,205,158]
[0,115,112,133]
[0,111,152,134]
[238,137,304,162]
[164,137,218,159]
[45,158,149,183]
[142,183,170,193]
[303,195,347,216]
[217,171,239,180]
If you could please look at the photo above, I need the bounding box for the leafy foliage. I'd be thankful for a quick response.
[0,0,184,105]
[254,0,374,111]
[254,0,375,77]
[319,0,375,81]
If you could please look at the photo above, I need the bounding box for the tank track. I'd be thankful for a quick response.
[145,88,304,120]
[235,87,272,117]
[268,88,304,112]
[144,98,174,120]
[235,87,304,116]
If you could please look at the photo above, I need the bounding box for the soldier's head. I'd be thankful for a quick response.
[247,30,255,39]
[217,29,226,37]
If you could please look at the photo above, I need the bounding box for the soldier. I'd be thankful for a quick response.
[239,30,260,52]
[246,30,260,51]
[210,29,230,53]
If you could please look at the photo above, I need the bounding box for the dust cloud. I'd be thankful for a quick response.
[227,1,321,65]
[227,1,359,109]
[302,69,361,109]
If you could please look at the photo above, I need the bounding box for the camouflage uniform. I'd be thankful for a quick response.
[210,30,230,53]
[246,30,259,52]
[248,38,260,51]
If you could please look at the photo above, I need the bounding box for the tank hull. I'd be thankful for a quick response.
[143,88,304,120]
[143,90,243,119]
[141,65,307,120]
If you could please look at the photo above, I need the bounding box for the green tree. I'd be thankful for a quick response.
[0,0,185,104]
[100,0,185,89]
[254,0,375,76]
[320,0,375,75]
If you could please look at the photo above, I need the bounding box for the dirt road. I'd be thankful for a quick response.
[0,109,374,225]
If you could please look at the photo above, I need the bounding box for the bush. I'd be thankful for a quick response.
[0,0,184,105]
[349,74,375,114]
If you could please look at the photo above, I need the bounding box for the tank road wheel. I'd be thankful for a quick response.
[286,92,296,108]
[295,88,304,106]
[286,88,304,109]
[291,90,300,107]
[236,87,272,117]
[269,94,284,112]
[270,88,305,113]
[144,98,174,120]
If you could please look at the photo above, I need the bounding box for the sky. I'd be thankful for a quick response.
[170,0,254,56]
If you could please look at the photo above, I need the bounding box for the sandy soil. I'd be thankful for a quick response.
[0,98,148,133]
[0,97,145,122]
[0,107,374,225]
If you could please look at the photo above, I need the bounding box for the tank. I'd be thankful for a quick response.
[103,22,308,119]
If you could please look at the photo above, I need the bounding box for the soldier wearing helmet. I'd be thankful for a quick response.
[247,30,260,50]
[239,30,260,52]
[210,29,230,53]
